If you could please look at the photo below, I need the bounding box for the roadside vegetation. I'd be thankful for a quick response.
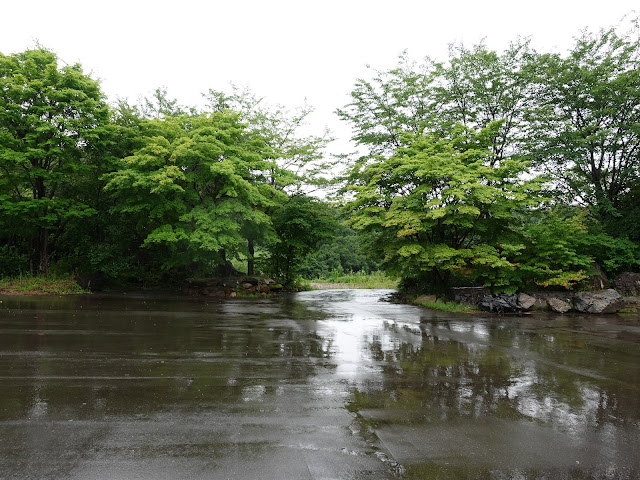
[0,275,88,295]
[412,298,475,313]
[304,271,398,290]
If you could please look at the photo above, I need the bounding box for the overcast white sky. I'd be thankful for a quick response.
[2,1,638,154]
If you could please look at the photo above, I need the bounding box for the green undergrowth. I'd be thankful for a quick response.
[0,275,89,295]
[416,299,474,313]
[304,271,399,289]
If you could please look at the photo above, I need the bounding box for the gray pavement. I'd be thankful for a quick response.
[0,290,639,479]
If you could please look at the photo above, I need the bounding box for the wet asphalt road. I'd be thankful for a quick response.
[0,289,639,479]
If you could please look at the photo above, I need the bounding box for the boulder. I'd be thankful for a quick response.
[614,272,640,296]
[518,292,537,310]
[573,289,625,314]
[548,297,572,314]
[478,294,521,313]
[524,292,572,310]
[621,297,640,312]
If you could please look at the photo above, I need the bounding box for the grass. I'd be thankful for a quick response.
[0,275,89,295]
[304,271,399,289]
[618,307,638,313]
[415,298,474,313]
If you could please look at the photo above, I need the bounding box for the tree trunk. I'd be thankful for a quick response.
[247,239,255,276]
[39,227,49,274]
[31,227,49,275]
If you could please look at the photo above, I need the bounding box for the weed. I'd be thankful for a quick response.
[417,299,474,313]
[0,275,89,295]
[304,271,398,289]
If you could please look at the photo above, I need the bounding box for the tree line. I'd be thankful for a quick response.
[1,18,639,292]
[0,51,336,286]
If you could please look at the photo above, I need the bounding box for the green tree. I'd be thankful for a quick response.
[298,223,381,279]
[337,40,534,164]
[516,208,594,288]
[50,99,149,282]
[103,112,278,280]
[527,21,640,227]
[205,86,334,274]
[339,27,640,291]
[267,195,338,285]
[346,126,548,293]
[205,86,334,192]
[0,48,109,275]
[436,40,535,166]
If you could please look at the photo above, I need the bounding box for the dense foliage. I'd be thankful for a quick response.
[0,49,336,286]
[339,20,640,293]
[0,49,109,275]
[1,18,639,293]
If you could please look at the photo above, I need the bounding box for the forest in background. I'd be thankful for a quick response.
[1,19,639,293]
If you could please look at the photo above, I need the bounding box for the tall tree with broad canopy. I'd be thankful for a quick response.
[344,125,590,293]
[205,86,335,274]
[205,86,334,192]
[336,40,534,165]
[103,112,281,279]
[0,48,109,274]
[526,21,640,229]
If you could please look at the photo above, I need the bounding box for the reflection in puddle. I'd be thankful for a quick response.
[29,394,48,419]
[242,384,266,402]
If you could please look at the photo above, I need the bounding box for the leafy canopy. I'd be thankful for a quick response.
[346,125,548,292]
[0,48,109,274]
[103,112,280,274]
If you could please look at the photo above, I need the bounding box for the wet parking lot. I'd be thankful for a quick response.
[1,289,639,479]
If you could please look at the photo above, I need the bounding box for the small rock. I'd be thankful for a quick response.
[518,293,536,310]
[548,297,571,313]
